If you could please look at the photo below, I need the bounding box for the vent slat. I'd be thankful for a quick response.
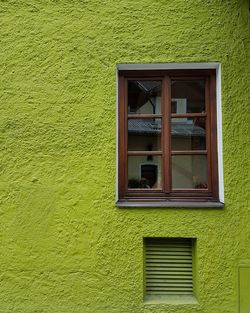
[146,255,192,258]
[146,265,192,272]
[146,275,192,279]
[147,247,191,251]
[146,242,191,246]
[147,291,193,295]
[147,251,192,256]
[145,238,194,297]
[147,283,193,287]
[146,269,192,272]
[146,258,192,263]
[147,262,192,268]
[147,278,192,282]
[147,244,191,246]
[147,242,191,245]
[146,287,193,291]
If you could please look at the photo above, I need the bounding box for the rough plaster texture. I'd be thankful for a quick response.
[0,1,249,312]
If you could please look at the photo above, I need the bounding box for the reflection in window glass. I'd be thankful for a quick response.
[128,119,161,151]
[172,155,207,189]
[171,80,205,113]
[128,80,161,114]
[128,156,162,189]
[171,118,206,150]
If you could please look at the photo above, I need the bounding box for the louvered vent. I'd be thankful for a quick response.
[145,238,194,297]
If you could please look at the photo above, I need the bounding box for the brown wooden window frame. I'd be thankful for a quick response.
[117,69,222,207]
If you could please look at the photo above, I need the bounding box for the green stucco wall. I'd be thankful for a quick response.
[0,1,249,312]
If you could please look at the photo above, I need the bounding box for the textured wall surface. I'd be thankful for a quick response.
[0,1,250,312]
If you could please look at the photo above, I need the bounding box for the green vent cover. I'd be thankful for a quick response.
[145,238,194,296]
[239,266,250,313]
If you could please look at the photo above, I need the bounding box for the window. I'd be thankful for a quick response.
[118,69,222,206]
[144,238,196,303]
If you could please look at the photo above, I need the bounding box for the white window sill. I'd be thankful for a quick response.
[116,201,224,208]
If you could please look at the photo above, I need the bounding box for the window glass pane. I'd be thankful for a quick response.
[128,119,161,151]
[171,118,206,150]
[128,80,161,114]
[128,156,162,189]
[171,80,205,113]
[172,155,207,189]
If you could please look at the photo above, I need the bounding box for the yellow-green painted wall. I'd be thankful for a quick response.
[0,1,249,312]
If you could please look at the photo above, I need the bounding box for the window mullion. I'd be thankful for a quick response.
[205,76,212,193]
[162,76,171,194]
[124,78,129,194]
[208,73,219,198]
